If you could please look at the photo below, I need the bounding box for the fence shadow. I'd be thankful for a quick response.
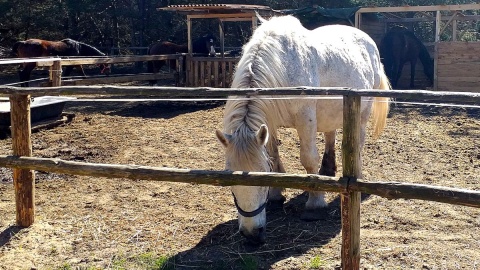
[388,101,480,119]
[0,225,22,248]
[166,192,371,269]
[65,100,225,119]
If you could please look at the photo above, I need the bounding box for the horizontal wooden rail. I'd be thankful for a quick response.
[36,55,179,67]
[0,57,62,65]
[0,86,479,104]
[189,57,239,62]
[0,155,478,208]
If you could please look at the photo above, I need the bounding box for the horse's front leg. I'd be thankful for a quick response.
[78,65,87,77]
[267,135,286,209]
[64,66,74,77]
[409,59,417,89]
[295,110,327,221]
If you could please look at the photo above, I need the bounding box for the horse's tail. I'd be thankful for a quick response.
[11,41,23,57]
[371,69,391,138]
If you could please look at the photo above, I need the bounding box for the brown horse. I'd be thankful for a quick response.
[11,38,108,87]
[379,26,434,89]
[147,34,216,85]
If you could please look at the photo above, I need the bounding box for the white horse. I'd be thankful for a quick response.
[216,15,390,245]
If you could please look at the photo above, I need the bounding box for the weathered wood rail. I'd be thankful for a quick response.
[2,54,239,87]
[1,85,479,270]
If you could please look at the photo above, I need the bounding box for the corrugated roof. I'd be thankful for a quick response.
[158,4,275,14]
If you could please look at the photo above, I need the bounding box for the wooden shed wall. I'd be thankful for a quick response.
[437,42,480,92]
[361,19,433,89]
[361,19,384,45]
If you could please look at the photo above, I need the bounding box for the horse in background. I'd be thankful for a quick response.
[147,34,216,85]
[215,15,390,245]
[11,38,108,87]
[379,26,434,89]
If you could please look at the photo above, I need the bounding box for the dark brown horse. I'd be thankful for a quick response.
[379,26,434,89]
[147,34,216,85]
[11,38,108,87]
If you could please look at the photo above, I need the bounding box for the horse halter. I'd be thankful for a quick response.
[232,189,269,218]
[231,145,272,218]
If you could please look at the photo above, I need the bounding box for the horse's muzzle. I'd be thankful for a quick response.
[240,226,266,245]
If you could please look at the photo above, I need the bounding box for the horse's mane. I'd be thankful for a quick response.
[402,30,433,73]
[232,16,307,89]
[224,16,309,163]
[74,40,105,56]
[380,26,434,85]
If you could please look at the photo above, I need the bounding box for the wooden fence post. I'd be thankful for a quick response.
[10,95,35,227]
[51,60,62,87]
[177,55,184,87]
[341,94,362,270]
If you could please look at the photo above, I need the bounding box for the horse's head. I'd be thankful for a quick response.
[424,58,434,84]
[216,124,271,245]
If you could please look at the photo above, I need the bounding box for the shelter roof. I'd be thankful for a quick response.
[158,4,275,16]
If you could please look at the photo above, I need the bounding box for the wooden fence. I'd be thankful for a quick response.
[2,55,239,88]
[186,56,238,87]
[1,85,479,270]
[1,55,180,87]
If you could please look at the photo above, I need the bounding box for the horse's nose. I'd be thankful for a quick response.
[240,226,266,245]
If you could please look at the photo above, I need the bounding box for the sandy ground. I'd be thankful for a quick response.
[0,90,478,269]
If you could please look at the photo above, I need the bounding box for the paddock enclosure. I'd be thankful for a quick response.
[357,3,480,92]
[0,4,479,270]
[0,84,478,269]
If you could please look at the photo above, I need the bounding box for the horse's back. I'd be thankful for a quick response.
[232,16,387,132]
[13,39,49,57]
[309,25,383,89]
[148,41,186,55]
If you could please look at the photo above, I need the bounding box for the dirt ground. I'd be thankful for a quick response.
[0,90,479,269]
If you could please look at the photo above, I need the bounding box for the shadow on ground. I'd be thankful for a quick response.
[65,100,225,119]
[165,193,371,269]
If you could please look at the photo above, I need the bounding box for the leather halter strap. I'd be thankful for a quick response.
[232,189,269,218]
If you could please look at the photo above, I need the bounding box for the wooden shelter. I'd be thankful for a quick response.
[355,4,480,92]
[158,4,278,87]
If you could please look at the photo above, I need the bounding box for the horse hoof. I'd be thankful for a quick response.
[267,196,286,210]
[300,208,329,221]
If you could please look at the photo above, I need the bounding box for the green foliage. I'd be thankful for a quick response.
[0,0,477,51]
[308,255,325,269]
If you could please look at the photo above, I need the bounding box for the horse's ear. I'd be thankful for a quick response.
[256,124,269,146]
[255,11,267,24]
[216,130,231,148]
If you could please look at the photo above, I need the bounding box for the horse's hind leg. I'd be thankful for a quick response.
[19,63,35,87]
[319,130,337,176]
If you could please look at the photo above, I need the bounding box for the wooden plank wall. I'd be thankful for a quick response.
[361,19,434,90]
[437,42,480,92]
[186,57,238,87]
[361,19,385,45]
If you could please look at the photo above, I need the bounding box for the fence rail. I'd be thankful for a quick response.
[0,85,479,104]
[1,155,478,207]
[1,85,478,270]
